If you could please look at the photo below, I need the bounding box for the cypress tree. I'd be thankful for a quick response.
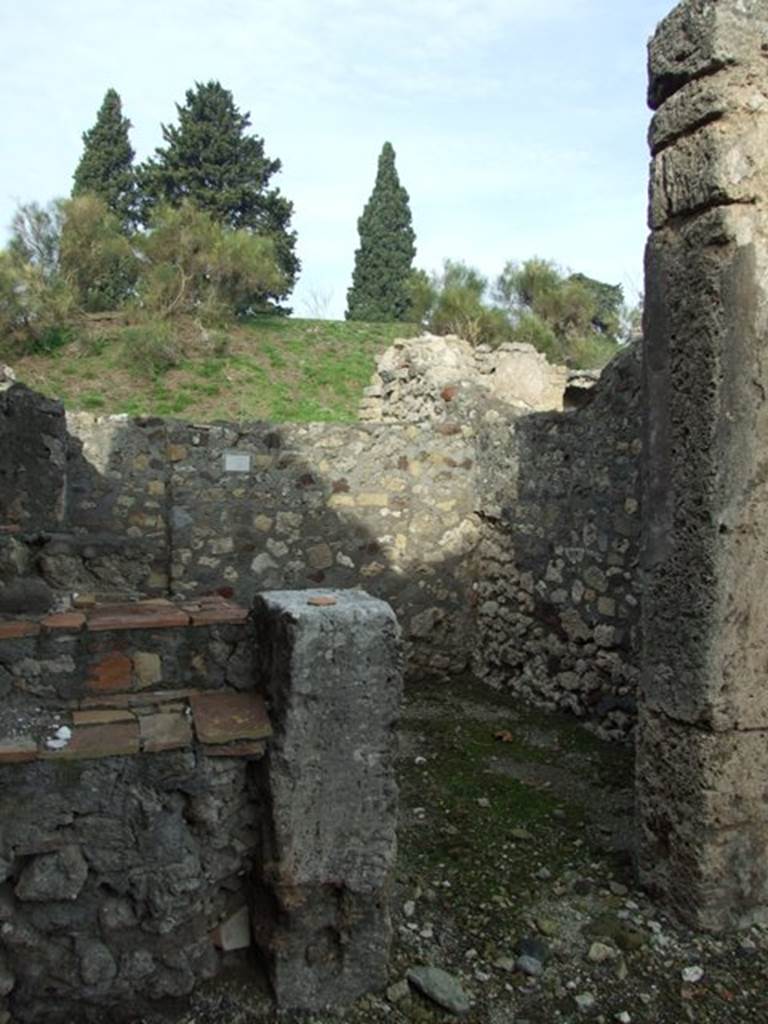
[346,142,416,322]
[72,89,136,231]
[139,81,299,304]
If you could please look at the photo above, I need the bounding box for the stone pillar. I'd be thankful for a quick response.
[640,0,768,930]
[251,590,402,1009]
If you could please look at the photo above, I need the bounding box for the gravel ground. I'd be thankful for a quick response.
[141,676,768,1024]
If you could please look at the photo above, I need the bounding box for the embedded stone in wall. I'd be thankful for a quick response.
[639,0,768,930]
[252,589,402,1010]
[488,344,568,412]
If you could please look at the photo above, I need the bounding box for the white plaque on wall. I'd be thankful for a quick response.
[223,452,251,473]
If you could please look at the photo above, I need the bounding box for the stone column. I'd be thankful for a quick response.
[640,0,768,930]
[251,590,402,1009]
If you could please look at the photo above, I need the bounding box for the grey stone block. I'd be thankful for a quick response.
[252,589,402,1010]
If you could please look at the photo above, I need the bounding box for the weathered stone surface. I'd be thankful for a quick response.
[360,334,570,422]
[640,0,768,930]
[15,845,88,902]
[407,966,472,1016]
[252,589,402,1010]
[648,0,768,110]
[638,710,768,930]
[139,711,192,753]
[0,385,67,531]
[211,905,251,951]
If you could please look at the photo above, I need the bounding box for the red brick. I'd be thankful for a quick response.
[80,688,199,709]
[40,721,140,760]
[189,603,248,626]
[203,740,266,759]
[0,621,40,640]
[190,691,272,745]
[307,596,337,607]
[87,603,189,631]
[87,652,132,692]
[41,611,86,632]
[72,709,136,726]
[0,736,38,763]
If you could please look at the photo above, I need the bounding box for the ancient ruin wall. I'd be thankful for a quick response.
[474,344,642,737]
[639,0,768,930]
[1,389,478,678]
[0,591,401,1020]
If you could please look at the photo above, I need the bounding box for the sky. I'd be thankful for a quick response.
[0,0,674,319]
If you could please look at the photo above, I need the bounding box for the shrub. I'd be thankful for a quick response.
[119,322,181,378]
[138,202,285,323]
[59,195,139,312]
[426,260,510,347]
[0,250,77,348]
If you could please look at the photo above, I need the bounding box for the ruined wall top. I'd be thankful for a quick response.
[359,334,582,423]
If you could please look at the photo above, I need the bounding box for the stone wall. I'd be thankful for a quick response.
[473,344,643,738]
[1,337,644,731]
[0,590,402,1020]
[0,387,478,677]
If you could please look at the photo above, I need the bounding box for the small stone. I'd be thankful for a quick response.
[536,917,558,937]
[516,955,543,977]
[403,900,416,918]
[535,867,552,881]
[133,651,162,688]
[387,979,410,1003]
[477,797,490,808]
[681,965,704,984]
[609,881,629,897]
[588,941,616,963]
[510,827,533,841]
[78,938,117,987]
[494,957,517,972]
[211,905,251,951]
[15,845,88,902]
[407,966,471,1016]
[575,992,596,1011]
[615,1013,632,1023]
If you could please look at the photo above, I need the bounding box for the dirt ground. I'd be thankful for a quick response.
[143,676,768,1024]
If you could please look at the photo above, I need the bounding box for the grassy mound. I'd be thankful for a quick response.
[1,314,416,422]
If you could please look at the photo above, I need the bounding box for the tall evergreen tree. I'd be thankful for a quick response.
[72,89,136,231]
[138,81,299,304]
[346,142,416,322]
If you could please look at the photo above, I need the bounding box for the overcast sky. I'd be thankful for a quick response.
[1,0,673,319]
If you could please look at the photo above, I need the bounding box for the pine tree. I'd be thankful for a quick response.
[346,142,416,322]
[72,89,136,231]
[138,81,299,304]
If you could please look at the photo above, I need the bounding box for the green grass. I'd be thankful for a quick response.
[2,313,415,423]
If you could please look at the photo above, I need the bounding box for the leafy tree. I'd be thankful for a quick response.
[568,272,624,337]
[59,195,138,312]
[8,201,64,281]
[0,246,75,347]
[495,258,621,366]
[426,260,509,346]
[346,142,416,322]
[72,89,137,231]
[137,202,285,323]
[138,81,298,305]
